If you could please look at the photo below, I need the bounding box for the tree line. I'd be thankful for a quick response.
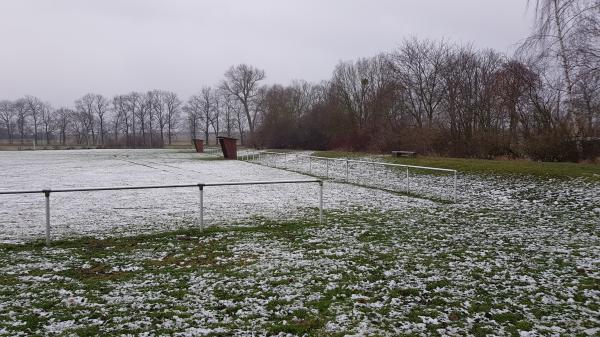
[0,69,260,149]
[257,38,598,161]
[257,0,599,161]
[0,0,598,161]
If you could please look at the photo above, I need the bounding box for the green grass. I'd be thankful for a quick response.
[314,151,600,180]
[1,205,598,335]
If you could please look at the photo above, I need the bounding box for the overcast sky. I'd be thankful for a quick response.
[0,0,533,107]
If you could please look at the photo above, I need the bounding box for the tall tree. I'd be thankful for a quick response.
[184,94,203,139]
[200,87,214,144]
[112,95,127,145]
[94,94,110,145]
[522,0,600,134]
[123,92,141,147]
[217,89,238,138]
[41,103,54,144]
[55,108,72,145]
[221,64,266,144]
[75,94,97,145]
[390,39,448,129]
[162,91,181,145]
[24,96,44,147]
[14,99,28,145]
[0,100,15,144]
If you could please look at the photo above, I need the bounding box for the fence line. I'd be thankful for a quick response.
[203,147,222,156]
[242,151,457,202]
[0,179,323,245]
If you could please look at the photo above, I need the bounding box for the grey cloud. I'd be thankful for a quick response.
[0,0,532,106]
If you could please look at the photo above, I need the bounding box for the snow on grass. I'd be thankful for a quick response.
[246,151,459,202]
[0,149,598,336]
[0,149,428,243]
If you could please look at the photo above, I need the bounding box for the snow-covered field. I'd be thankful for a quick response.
[0,149,599,336]
[0,149,428,243]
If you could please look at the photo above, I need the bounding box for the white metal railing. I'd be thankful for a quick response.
[203,147,222,156]
[0,179,324,245]
[243,152,457,202]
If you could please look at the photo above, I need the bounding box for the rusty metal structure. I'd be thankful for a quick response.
[217,136,238,159]
[192,139,204,153]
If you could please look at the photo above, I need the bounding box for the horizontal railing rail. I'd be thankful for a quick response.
[0,179,324,245]
[203,179,319,187]
[203,147,222,156]
[301,154,456,173]
[0,184,200,195]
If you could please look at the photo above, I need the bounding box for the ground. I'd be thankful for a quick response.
[0,149,598,336]
[0,149,422,243]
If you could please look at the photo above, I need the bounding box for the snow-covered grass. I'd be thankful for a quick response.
[245,151,458,202]
[0,149,426,244]
[0,149,599,336]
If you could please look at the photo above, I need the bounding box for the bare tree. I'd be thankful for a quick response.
[144,91,159,147]
[221,64,266,144]
[184,94,203,139]
[112,95,128,145]
[41,103,54,145]
[71,109,91,145]
[13,99,28,145]
[55,108,72,145]
[24,96,44,147]
[390,39,448,129]
[200,87,214,144]
[149,90,167,146]
[75,94,98,145]
[235,101,247,145]
[0,100,15,143]
[211,91,221,139]
[521,0,600,134]
[94,94,110,145]
[217,89,238,138]
[123,92,141,147]
[136,94,150,147]
[162,91,181,145]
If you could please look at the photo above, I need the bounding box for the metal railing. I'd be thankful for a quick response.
[244,152,458,202]
[203,147,222,156]
[0,179,324,245]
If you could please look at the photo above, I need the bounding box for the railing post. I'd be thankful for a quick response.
[326,160,329,179]
[406,167,409,193]
[319,181,323,224]
[198,184,204,228]
[345,160,349,182]
[309,156,312,174]
[43,189,51,245]
[453,170,457,203]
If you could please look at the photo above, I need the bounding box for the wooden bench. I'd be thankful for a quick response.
[392,150,417,157]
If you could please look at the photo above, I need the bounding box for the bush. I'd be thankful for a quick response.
[524,128,580,162]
